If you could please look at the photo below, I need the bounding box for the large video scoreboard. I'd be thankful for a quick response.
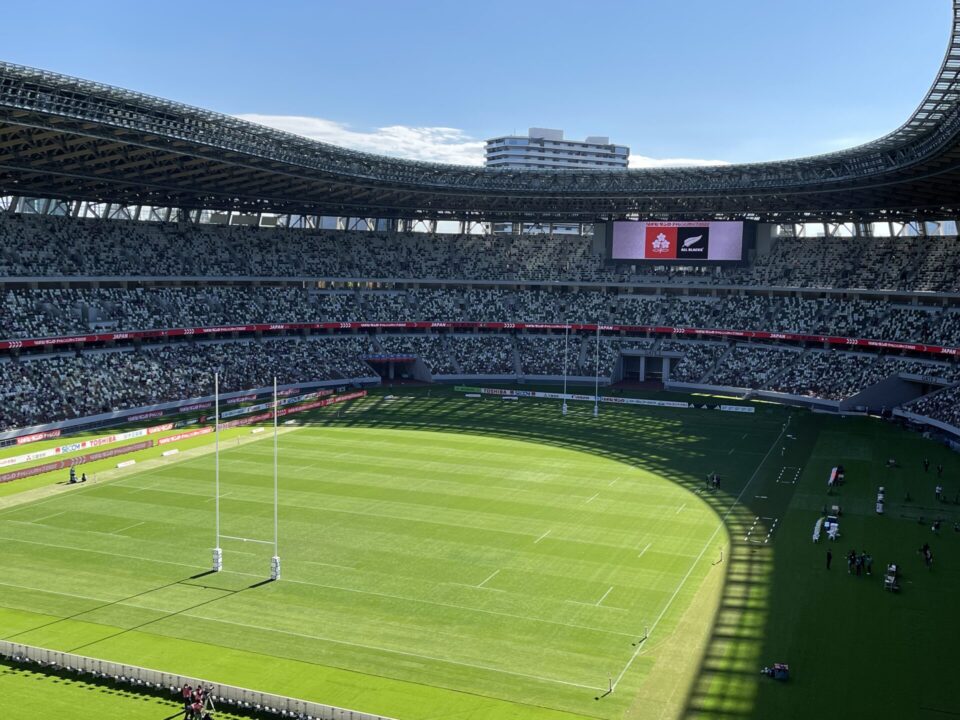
[609,220,750,263]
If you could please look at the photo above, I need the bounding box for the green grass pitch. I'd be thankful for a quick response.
[0,386,958,719]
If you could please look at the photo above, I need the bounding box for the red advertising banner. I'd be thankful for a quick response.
[157,427,214,445]
[14,429,61,445]
[0,439,154,484]
[218,390,367,430]
[128,410,164,422]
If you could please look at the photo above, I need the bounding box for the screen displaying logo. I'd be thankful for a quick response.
[677,227,710,259]
[644,226,677,259]
[611,221,744,262]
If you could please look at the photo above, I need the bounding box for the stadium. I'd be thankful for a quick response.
[1,4,959,720]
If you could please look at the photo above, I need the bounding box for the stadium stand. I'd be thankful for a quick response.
[447,335,516,375]
[6,283,960,348]
[904,384,960,428]
[518,335,582,376]
[660,341,729,384]
[5,215,960,290]
[375,334,457,374]
[2,215,960,431]
[0,338,375,431]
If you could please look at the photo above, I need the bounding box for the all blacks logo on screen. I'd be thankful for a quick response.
[676,227,710,259]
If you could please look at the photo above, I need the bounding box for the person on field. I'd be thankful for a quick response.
[924,458,930,472]
[935,484,943,501]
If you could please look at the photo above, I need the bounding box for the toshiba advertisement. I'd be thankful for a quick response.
[610,221,747,262]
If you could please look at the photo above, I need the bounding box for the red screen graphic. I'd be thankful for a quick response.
[644,226,677,259]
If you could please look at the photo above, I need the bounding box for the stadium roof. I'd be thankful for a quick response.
[2,2,960,223]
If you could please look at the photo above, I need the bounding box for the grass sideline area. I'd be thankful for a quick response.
[0,385,957,718]
[1,659,251,720]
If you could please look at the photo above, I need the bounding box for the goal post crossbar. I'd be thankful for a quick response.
[219,535,274,546]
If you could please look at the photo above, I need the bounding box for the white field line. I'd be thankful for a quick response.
[32,511,65,524]
[181,613,606,692]
[300,559,357,572]
[91,479,674,555]
[534,529,552,544]
[98,484,577,545]
[477,569,500,588]
[0,535,639,641]
[675,503,686,514]
[0,579,106,605]
[126,485,156,495]
[0,579,233,615]
[728,448,734,455]
[608,479,618,487]
[0,534,206,571]
[585,493,599,504]
[247,575,638,638]
[3,520,131,540]
[611,417,791,691]
[205,491,231,503]
[637,543,652,558]
[112,521,145,535]
[596,586,614,606]
[565,598,627,612]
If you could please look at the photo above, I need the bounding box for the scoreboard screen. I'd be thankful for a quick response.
[610,221,746,262]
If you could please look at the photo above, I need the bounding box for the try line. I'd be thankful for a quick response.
[611,416,792,691]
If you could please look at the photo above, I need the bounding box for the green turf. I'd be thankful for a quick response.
[0,418,256,498]
[1,658,249,720]
[1,387,957,719]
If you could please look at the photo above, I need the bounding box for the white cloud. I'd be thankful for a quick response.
[236,113,486,166]
[628,154,730,168]
[814,134,878,153]
[237,113,733,169]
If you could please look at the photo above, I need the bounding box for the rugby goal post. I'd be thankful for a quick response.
[211,373,282,581]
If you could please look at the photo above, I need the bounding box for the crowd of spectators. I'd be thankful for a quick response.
[660,341,728,383]
[708,346,802,389]
[5,285,960,350]
[4,331,960,430]
[5,214,960,292]
[905,385,960,428]
[696,346,960,401]
[731,235,960,292]
[375,334,457,375]
[4,214,960,430]
[0,215,617,283]
[518,335,582,376]
[0,337,376,431]
[447,335,515,374]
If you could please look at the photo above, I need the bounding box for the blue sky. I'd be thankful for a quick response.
[0,1,950,166]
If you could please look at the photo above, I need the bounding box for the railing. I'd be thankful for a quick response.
[0,640,396,720]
